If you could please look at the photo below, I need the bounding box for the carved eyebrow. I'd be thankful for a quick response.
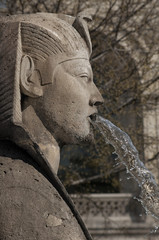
[61,60,93,78]
[68,65,92,77]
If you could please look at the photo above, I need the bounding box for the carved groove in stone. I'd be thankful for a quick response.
[0,22,22,133]
[21,21,88,60]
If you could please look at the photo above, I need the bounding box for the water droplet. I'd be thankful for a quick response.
[127,177,130,180]
[151,225,159,233]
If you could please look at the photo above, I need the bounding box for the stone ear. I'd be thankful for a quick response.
[20,55,43,98]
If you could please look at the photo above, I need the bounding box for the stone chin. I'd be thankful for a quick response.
[60,131,95,146]
[70,128,95,146]
[50,120,95,146]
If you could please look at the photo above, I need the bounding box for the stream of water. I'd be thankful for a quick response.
[93,115,159,223]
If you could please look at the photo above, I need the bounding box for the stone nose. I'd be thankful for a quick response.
[89,84,104,107]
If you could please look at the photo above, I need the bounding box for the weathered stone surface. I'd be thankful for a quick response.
[0,12,103,239]
[0,142,86,240]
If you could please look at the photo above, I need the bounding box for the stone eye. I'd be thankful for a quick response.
[80,74,89,82]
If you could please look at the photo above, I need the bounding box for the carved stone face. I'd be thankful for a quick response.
[33,58,103,145]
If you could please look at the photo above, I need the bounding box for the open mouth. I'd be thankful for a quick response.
[89,113,97,122]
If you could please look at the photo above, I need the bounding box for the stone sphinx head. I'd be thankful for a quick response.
[0,13,103,151]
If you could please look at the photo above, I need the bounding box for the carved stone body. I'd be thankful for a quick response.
[0,12,103,239]
[0,141,87,240]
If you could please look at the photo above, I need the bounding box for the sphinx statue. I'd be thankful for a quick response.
[0,12,103,239]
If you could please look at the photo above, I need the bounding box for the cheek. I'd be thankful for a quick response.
[54,77,89,112]
[42,75,90,131]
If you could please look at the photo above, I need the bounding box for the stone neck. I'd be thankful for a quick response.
[0,106,93,240]
[13,105,60,174]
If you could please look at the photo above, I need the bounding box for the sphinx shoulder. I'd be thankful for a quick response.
[0,156,86,240]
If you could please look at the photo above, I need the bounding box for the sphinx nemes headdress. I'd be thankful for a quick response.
[0,12,92,138]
